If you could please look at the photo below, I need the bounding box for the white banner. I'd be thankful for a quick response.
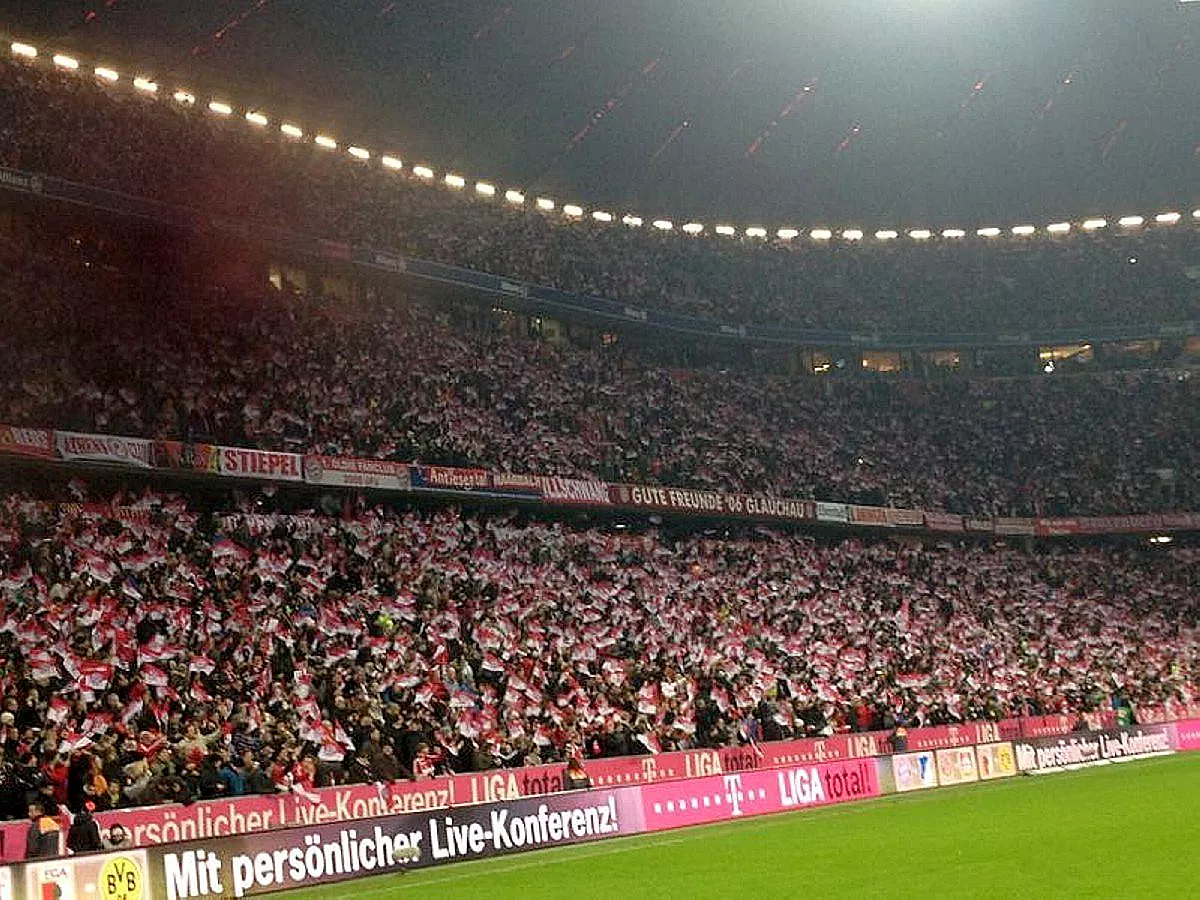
[218,447,304,482]
[56,431,152,468]
[815,501,849,523]
[305,455,410,491]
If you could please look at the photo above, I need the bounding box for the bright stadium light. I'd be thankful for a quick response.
[1154,212,1181,224]
[504,189,524,204]
[976,227,1001,237]
[133,77,158,94]
[1118,215,1144,227]
[1082,218,1107,230]
[875,230,898,240]
[280,123,303,138]
[536,197,556,211]
[942,229,966,239]
[245,111,269,126]
[715,225,736,236]
[592,211,613,222]
[563,204,584,217]
[413,166,435,179]
[1193,209,1200,219]
[776,228,799,240]
[94,67,119,83]
[11,42,37,59]
[745,227,768,238]
[1012,225,1036,235]
[475,181,496,197]
[909,229,932,240]
[810,229,833,240]
[381,155,403,170]
[314,135,338,150]
[1046,222,1071,234]
[208,101,233,116]
[652,219,674,230]
[348,147,370,161]
[622,215,643,226]
[52,54,79,71]
[683,223,705,234]
[842,229,864,241]
[444,173,465,188]
[173,90,196,106]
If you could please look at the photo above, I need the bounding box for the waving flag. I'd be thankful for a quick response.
[140,664,169,688]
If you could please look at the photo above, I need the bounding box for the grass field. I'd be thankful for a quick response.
[285,754,1199,899]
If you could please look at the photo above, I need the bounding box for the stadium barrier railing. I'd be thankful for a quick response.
[4,426,1200,540]
[2,721,1196,899]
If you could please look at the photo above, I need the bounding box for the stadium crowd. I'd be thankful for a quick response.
[0,230,1196,518]
[1,56,1198,333]
[0,484,1195,817]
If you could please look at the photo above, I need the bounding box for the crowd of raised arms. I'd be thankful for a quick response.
[1,55,1198,334]
[0,483,1195,818]
[0,227,1196,518]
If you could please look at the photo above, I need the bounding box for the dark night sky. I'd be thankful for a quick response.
[1,0,1197,226]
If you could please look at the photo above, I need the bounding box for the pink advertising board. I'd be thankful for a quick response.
[1171,718,1200,751]
[638,757,881,831]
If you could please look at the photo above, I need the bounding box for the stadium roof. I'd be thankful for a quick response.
[2,0,1197,225]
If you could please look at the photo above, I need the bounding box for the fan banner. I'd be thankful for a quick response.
[303,455,410,491]
[56,431,153,468]
[609,483,811,521]
[218,447,304,481]
[0,424,56,459]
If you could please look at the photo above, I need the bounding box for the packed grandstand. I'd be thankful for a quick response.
[0,36,1196,833]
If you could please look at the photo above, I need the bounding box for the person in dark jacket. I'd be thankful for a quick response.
[66,802,103,854]
[562,757,591,791]
[25,800,60,859]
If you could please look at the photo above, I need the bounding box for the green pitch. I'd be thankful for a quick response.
[285,754,1199,899]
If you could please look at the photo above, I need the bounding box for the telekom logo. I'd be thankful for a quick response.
[723,774,746,816]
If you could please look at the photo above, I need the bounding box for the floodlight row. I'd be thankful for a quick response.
[12,40,1200,245]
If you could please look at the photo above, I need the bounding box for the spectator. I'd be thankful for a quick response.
[65,802,103,854]
[25,800,60,859]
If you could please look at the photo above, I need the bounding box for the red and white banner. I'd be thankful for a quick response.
[994,517,1036,536]
[849,506,892,527]
[0,424,55,459]
[886,507,926,527]
[924,511,964,532]
[56,431,152,468]
[304,455,410,491]
[219,447,304,481]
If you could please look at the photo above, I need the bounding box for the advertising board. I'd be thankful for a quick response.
[934,747,979,786]
[975,742,1018,781]
[891,751,938,792]
[1012,726,1173,775]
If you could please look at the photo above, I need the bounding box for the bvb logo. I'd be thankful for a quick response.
[98,856,143,900]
